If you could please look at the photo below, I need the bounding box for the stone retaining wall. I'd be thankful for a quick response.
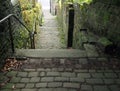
[73,2,120,49]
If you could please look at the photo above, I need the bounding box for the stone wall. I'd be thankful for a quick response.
[73,1,120,50]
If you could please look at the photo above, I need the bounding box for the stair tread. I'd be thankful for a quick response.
[15,49,87,58]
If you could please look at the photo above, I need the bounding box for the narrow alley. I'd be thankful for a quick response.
[0,0,120,91]
[36,9,63,49]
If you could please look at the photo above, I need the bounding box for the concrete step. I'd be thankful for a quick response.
[15,49,87,58]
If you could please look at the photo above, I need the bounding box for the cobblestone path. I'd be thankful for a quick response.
[36,9,62,49]
[0,57,120,91]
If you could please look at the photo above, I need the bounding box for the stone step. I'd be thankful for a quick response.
[15,49,87,58]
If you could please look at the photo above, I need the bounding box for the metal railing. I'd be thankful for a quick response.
[0,14,35,61]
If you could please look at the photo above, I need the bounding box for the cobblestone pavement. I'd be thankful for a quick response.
[0,57,120,91]
[36,9,63,49]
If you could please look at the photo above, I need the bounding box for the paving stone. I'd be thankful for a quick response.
[25,83,35,88]
[21,89,37,91]
[104,79,115,84]
[1,83,14,89]
[20,78,30,83]
[86,79,104,84]
[70,77,84,82]
[93,86,110,91]
[6,71,17,76]
[109,85,120,91]
[45,68,51,71]
[65,68,73,72]
[74,69,88,72]
[24,69,36,71]
[53,88,69,91]
[89,70,96,72]
[68,89,77,91]
[80,85,93,91]
[30,77,40,82]
[97,58,108,61]
[55,77,69,81]
[15,83,25,88]
[28,72,39,77]
[58,68,64,72]
[104,73,117,78]
[10,77,21,83]
[115,79,120,84]
[52,68,58,71]
[91,73,105,78]
[17,72,28,77]
[12,89,21,91]
[48,82,62,87]
[77,73,91,78]
[41,77,54,82]
[38,88,53,91]
[40,72,46,76]
[61,72,76,77]
[36,83,47,87]
[46,72,60,76]
[79,58,88,64]
[37,68,46,71]
[0,89,13,91]
[63,83,80,88]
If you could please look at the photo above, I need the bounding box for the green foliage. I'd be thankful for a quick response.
[73,0,93,5]
[98,37,112,46]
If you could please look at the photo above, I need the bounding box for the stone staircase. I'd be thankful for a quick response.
[15,44,100,58]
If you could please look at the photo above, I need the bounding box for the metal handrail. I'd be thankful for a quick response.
[0,14,31,33]
[0,14,34,53]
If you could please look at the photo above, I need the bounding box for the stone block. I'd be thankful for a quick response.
[36,83,47,88]
[61,72,76,77]
[48,82,62,87]
[55,77,69,82]
[63,83,80,88]
[41,77,54,82]
[30,77,40,82]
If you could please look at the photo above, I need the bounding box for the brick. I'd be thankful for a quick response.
[109,85,120,91]
[81,85,93,91]
[91,73,104,78]
[104,73,117,78]
[41,77,54,82]
[48,82,62,87]
[47,72,60,76]
[61,72,76,77]
[36,83,47,87]
[98,58,108,61]
[70,77,84,82]
[21,78,30,83]
[94,86,109,91]
[25,83,34,88]
[15,83,25,88]
[21,89,37,91]
[30,77,40,82]
[86,79,104,84]
[55,77,69,81]
[63,83,80,88]
[28,72,39,77]
[17,72,28,77]
[77,73,91,78]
